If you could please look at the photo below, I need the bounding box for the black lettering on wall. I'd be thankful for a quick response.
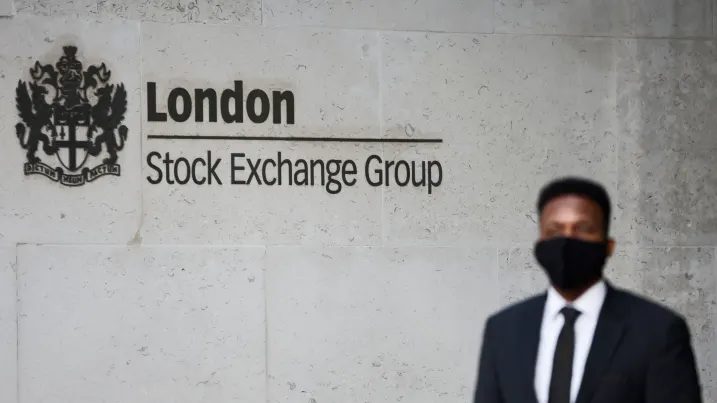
[363,155,442,194]
[145,151,222,185]
[263,159,277,185]
[247,89,270,123]
[412,161,427,187]
[294,159,308,185]
[146,151,163,183]
[146,150,442,194]
[246,157,262,184]
[168,88,192,122]
[147,83,167,122]
[428,161,442,194]
[147,82,296,125]
[195,88,217,122]
[310,160,324,186]
[365,154,382,187]
[278,153,293,185]
[231,153,246,184]
[162,152,176,185]
[221,81,243,123]
[342,160,357,187]
[395,160,410,187]
[174,157,191,185]
[272,90,294,124]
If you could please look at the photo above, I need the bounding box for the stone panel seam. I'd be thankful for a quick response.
[12,244,716,249]
[2,13,717,41]
[14,243,18,403]
[136,20,144,246]
[378,30,385,247]
[195,25,715,41]
[491,0,496,34]
[262,246,269,403]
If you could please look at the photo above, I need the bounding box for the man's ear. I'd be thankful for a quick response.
[606,238,615,257]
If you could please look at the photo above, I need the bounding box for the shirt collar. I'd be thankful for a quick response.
[545,279,607,321]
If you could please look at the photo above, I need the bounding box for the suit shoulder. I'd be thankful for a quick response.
[612,287,686,325]
[487,293,545,328]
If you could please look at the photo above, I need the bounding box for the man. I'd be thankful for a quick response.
[473,177,703,403]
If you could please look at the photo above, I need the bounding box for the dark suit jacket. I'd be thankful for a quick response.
[473,282,703,403]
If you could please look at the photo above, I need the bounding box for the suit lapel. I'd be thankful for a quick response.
[575,284,625,403]
[516,294,546,403]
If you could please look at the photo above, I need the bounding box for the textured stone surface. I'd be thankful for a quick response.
[0,15,142,244]
[14,0,96,17]
[141,23,378,139]
[611,247,717,402]
[17,245,266,403]
[263,0,493,33]
[98,0,260,24]
[0,248,16,403]
[141,23,382,246]
[1,3,716,403]
[616,39,717,246]
[498,246,549,305]
[0,0,13,16]
[266,246,497,402]
[381,33,618,246]
[495,0,713,37]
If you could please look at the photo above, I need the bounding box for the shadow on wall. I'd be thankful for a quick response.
[618,34,717,245]
[613,3,717,402]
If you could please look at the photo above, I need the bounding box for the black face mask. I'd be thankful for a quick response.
[534,237,608,290]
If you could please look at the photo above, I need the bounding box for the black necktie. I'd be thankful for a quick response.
[548,306,581,403]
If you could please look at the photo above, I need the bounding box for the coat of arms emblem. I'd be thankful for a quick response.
[15,45,128,186]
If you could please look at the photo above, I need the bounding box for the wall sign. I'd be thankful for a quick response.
[144,81,444,195]
[15,45,444,195]
[15,46,127,187]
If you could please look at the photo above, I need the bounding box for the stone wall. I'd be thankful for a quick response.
[0,0,715,402]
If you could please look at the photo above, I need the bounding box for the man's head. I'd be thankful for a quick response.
[533,177,615,298]
[537,177,614,250]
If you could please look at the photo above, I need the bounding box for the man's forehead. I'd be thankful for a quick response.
[540,194,602,219]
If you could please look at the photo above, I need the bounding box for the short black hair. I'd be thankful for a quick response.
[537,176,612,235]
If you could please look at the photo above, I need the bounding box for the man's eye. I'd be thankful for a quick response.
[576,225,596,234]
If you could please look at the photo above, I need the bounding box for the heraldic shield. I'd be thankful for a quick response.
[15,45,128,187]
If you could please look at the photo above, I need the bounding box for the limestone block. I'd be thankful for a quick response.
[381,33,618,246]
[141,23,381,246]
[495,0,712,38]
[263,0,493,33]
[14,0,96,18]
[0,248,16,403]
[266,246,498,402]
[17,245,266,403]
[611,247,717,403]
[498,247,549,305]
[0,15,142,244]
[98,0,260,25]
[0,0,13,16]
[616,39,717,246]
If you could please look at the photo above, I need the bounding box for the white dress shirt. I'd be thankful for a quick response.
[534,280,607,403]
